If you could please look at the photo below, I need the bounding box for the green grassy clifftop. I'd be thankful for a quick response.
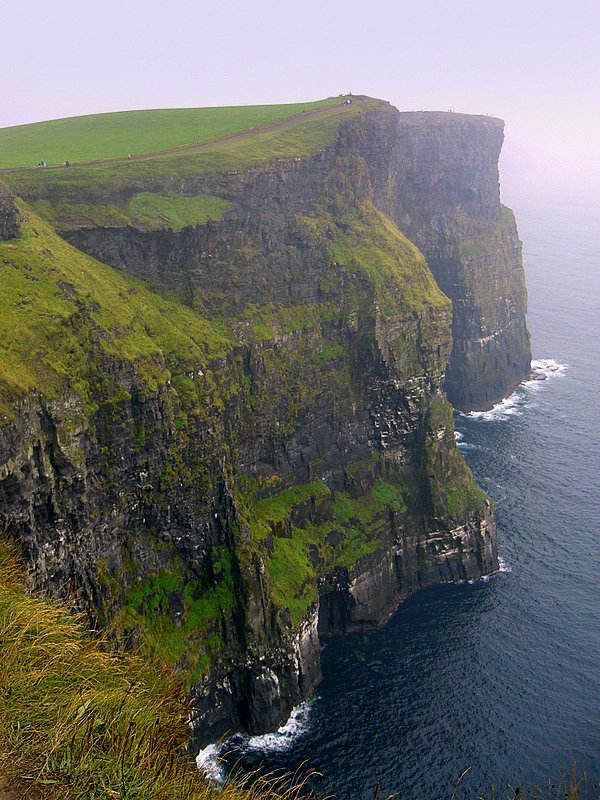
[0,97,342,169]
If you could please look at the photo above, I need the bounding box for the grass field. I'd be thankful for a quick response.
[0,98,340,169]
[4,98,378,221]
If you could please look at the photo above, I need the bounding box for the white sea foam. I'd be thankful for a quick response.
[196,742,227,785]
[195,700,313,783]
[467,555,511,584]
[459,358,567,422]
[243,700,313,752]
[524,358,568,387]
[462,391,526,422]
[498,555,512,573]
[456,441,478,451]
[455,429,479,449]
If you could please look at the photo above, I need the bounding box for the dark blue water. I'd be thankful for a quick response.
[203,192,600,798]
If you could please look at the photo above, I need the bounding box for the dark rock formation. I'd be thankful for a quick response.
[342,109,532,409]
[0,183,20,240]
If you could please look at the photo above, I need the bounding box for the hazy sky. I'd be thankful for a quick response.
[2,0,599,197]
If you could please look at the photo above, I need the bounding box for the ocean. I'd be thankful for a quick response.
[200,190,600,799]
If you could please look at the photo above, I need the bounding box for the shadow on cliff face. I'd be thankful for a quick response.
[0,183,20,240]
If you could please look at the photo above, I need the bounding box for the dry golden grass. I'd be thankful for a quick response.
[0,539,317,800]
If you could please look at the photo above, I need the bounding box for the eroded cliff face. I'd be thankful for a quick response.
[31,104,531,411]
[338,108,532,410]
[0,102,506,742]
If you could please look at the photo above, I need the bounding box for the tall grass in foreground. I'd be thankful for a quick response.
[0,540,314,800]
[486,765,600,800]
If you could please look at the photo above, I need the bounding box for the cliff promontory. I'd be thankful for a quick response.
[0,96,527,742]
[336,108,532,409]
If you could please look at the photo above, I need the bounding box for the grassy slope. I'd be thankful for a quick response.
[0,98,340,169]
[32,192,233,232]
[0,200,232,419]
[300,200,449,315]
[0,541,312,800]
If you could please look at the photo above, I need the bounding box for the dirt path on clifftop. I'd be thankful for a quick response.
[0,97,371,174]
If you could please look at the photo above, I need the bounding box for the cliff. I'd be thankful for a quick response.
[7,101,531,411]
[0,96,519,742]
[333,108,532,409]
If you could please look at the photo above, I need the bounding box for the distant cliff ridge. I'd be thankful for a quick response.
[336,108,532,410]
[0,96,526,741]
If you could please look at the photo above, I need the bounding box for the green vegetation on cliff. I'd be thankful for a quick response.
[0,540,310,800]
[0,201,232,418]
[34,192,232,231]
[235,474,408,625]
[115,547,237,684]
[299,199,449,316]
[127,192,232,230]
[423,397,488,520]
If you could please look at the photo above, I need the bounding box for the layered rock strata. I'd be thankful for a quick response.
[337,108,532,409]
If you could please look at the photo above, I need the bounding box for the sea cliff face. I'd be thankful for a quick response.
[0,99,515,741]
[336,108,532,410]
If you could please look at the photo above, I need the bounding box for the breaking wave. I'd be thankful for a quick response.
[460,358,567,421]
[456,440,479,451]
[498,554,512,573]
[243,700,313,752]
[196,700,313,784]
[195,742,227,785]
[467,554,511,584]
[455,428,480,450]
[525,357,568,385]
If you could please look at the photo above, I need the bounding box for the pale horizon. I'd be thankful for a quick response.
[2,0,599,200]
